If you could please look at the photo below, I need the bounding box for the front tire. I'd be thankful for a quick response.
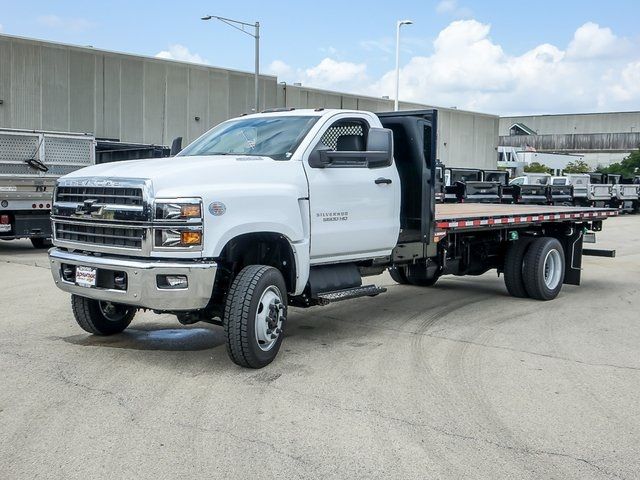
[224,265,288,368]
[523,237,565,301]
[71,295,135,335]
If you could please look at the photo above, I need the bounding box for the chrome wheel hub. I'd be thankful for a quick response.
[543,249,562,289]
[255,286,285,352]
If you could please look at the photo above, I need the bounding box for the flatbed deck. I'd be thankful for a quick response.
[435,203,617,231]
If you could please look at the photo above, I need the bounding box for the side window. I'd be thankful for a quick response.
[319,119,368,151]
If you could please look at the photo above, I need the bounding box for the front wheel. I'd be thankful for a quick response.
[224,265,288,368]
[71,295,135,335]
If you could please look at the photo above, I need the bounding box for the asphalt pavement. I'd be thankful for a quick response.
[1,216,639,479]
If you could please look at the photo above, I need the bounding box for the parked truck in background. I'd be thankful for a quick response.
[0,129,95,248]
[48,109,616,368]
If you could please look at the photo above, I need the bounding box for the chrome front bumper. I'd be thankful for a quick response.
[49,248,217,311]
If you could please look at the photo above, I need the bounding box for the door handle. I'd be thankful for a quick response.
[375,177,392,185]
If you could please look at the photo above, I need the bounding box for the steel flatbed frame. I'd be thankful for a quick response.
[434,203,617,233]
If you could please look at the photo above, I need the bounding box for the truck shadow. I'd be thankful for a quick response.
[0,239,45,254]
[62,324,225,351]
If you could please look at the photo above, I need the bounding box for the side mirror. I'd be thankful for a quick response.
[308,128,393,169]
[365,128,393,168]
[309,145,333,168]
[170,137,183,156]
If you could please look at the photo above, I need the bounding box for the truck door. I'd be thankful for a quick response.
[302,114,400,263]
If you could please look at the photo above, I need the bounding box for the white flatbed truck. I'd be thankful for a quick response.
[48,109,616,368]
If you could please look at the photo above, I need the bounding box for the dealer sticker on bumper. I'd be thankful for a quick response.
[75,266,97,288]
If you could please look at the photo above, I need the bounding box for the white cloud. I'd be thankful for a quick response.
[267,60,294,78]
[0,23,3,32]
[278,19,640,114]
[229,18,640,115]
[357,19,639,115]
[269,58,368,91]
[156,45,207,64]
[566,22,626,59]
[37,14,94,32]
[607,61,640,103]
[305,58,367,88]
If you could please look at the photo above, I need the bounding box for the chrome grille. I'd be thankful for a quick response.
[56,186,143,206]
[52,179,151,255]
[55,221,144,249]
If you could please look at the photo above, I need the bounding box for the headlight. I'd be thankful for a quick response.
[153,198,203,249]
[155,199,202,221]
[155,228,202,247]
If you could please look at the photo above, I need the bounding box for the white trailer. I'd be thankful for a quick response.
[0,129,95,247]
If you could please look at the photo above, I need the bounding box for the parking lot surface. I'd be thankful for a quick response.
[1,216,639,480]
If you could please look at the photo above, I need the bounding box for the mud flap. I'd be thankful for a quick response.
[559,228,584,286]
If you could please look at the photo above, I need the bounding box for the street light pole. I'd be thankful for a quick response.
[394,19,413,111]
[254,22,260,114]
[202,15,261,112]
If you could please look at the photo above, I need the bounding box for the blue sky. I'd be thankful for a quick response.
[1,0,639,115]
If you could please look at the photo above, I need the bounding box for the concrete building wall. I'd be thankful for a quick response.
[499,112,640,168]
[276,84,426,112]
[500,111,640,135]
[0,34,279,145]
[0,34,498,169]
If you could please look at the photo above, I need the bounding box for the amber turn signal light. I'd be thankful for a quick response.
[180,231,202,245]
[180,204,201,218]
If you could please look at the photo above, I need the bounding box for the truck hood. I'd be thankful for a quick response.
[62,155,308,197]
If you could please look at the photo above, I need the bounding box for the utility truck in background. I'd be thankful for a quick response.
[0,129,95,248]
[48,109,617,368]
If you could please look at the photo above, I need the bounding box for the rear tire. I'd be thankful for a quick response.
[503,238,533,298]
[405,263,440,287]
[224,265,287,368]
[31,237,53,249]
[523,237,565,301]
[388,265,410,284]
[71,295,135,335]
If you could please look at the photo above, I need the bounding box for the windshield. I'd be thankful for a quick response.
[178,116,319,160]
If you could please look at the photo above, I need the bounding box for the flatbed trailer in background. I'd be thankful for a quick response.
[0,129,95,248]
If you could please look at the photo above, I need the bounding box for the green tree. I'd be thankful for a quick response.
[563,159,590,174]
[597,149,640,178]
[524,162,550,173]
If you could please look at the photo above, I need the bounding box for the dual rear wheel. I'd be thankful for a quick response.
[504,236,565,300]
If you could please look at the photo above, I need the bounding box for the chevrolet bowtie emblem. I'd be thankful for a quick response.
[75,199,103,217]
